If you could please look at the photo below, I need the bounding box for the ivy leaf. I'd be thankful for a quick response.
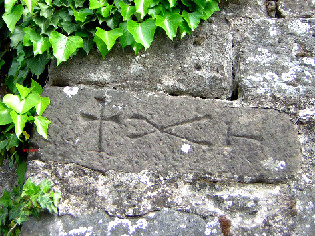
[194,0,206,8]
[95,27,123,51]
[73,8,94,22]
[0,191,12,207]
[40,179,52,194]
[4,0,18,13]
[98,4,113,18]
[2,4,23,33]
[155,13,182,40]
[49,31,83,66]
[119,22,135,50]
[0,103,13,125]
[6,134,19,151]
[38,3,53,18]
[10,111,28,138]
[24,0,39,14]
[199,0,220,20]
[135,0,154,19]
[34,116,51,139]
[51,192,62,209]
[3,93,41,114]
[31,79,43,95]
[89,0,107,9]
[45,0,52,6]
[93,35,109,59]
[36,97,50,116]
[10,26,24,47]
[17,160,27,186]
[38,194,56,213]
[168,0,177,7]
[127,19,156,49]
[16,83,32,99]
[26,53,50,77]
[179,20,192,38]
[119,2,136,21]
[22,179,41,197]
[182,11,203,31]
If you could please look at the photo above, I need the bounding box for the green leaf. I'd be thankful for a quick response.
[10,26,24,47]
[182,10,203,31]
[2,4,23,33]
[31,79,43,95]
[93,35,109,59]
[34,116,51,139]
[135,0,154,19]
[168,0,177,7]
[98,4,113,18]
[0,191,12,207]
[0,103,13,125]
[156,13,182,40]
[5,0,18,13]
[73,8,93,22]
[199,0,220,20]
[89,0,107,9]
[38,194,56,213]
[36,97,50,116]
[45,0,52,5]
[6,134,19,151]
[17,160,27,186]
[26,53,50,77]
[95,27,123,51]
[10,111,28,137]
[49,31,83,66]
[179,20,192,38]
[22,179,41,197]
[127,19,156,49]
[16,83,32,99]
[119,22,135,50]
[119,2,136,21]
[40,179,52,193]
[51,192,62,209]
[38,2,53,18]
[3,93,41,114]
[24,0,39,14]
[194,0,206,8]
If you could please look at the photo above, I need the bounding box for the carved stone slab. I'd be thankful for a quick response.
[30,87,300,183]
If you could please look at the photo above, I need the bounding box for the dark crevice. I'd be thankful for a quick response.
[230,82,239,101]
[266,0,285,18]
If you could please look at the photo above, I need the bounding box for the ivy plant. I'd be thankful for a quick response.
[0,179,61,236]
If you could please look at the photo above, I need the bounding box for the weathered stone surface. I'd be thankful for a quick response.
[49,17,233,99]
[24,160,300,234]
[0,159,17,194]
[218,0,267,19]
[22,209,221,236]
[278,0,315,18]
[233,18,315,113]
[29,87,300,183]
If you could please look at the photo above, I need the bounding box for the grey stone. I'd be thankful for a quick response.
[29,87,300,183]
[23,160,300,234]
[233,18,315,113]
[278,0,315,18]
[218,0,268,19]
[0,159,17,195]
[48,17,233,99]
[21,209,222,236]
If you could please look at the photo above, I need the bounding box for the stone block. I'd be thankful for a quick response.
[29,87,300,183]
[49,17,233,99]
[278,0,315,18]
[233,18,315,112]
[218,0,267,19]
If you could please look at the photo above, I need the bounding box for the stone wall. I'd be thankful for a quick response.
[19,0,314,235]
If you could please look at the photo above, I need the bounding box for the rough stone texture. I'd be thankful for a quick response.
[21,209,221,236]
[278,0,315,18]
[29,87,300,183]
[20,0,315,235]
[233,18,315,113]
[49,17,233,99]
[218,0,268,19]
[0,159,17,194]
[23,159,301,235]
